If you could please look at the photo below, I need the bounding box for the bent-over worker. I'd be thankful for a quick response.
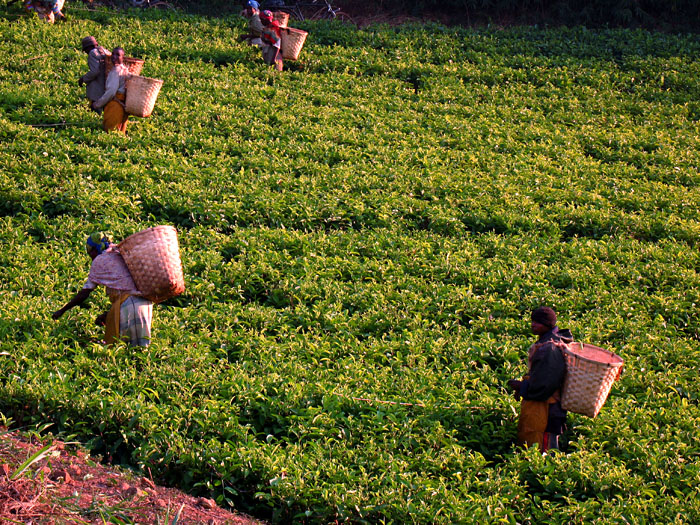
[507,307,572,452]
[92,47,130,133]
[52,233,153,347]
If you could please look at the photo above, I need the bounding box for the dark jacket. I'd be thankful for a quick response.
[520,327,572,401]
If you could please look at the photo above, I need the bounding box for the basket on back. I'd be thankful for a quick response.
[272,11,289,27]
[560,343,623,417]
[105,56,145,80]
[125,76,164,117]
[281,27,308,60]
[118,226,185,304]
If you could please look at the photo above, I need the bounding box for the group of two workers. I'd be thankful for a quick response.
[54,233,570,453]
[239,0,286,71]
[77,3,283,135]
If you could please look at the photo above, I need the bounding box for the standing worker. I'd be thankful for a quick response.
[92,47,130,133]
[507,307,572,452]
[238,0,264,48]
[259,10,283,71]
[78,36,108,112]
[52,233,154,347]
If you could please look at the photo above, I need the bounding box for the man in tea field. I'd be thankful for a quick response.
[259,10,284,71]
[78,36,108,113]
[239,0,264,48]
[52,233,153,347]
[92,47,130,133]
[507,307,572,452]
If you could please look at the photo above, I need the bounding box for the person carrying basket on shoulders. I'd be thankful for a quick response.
[78,36,108,113]
[52,233,154,347]
[259,10,284,71]
[92,47,131,133]
[507,307,573,452]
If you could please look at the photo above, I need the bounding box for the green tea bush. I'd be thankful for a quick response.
[1,7,700,523]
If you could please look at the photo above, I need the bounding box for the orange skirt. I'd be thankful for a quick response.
[103,92,128,133]
[517,399,550,450]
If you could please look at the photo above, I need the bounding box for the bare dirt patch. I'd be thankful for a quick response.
[0,430,263,524]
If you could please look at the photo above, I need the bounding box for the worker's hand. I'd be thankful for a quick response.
[507,379,522,401]
[507,379,522,391]
[95,312,107,327]
[91,101,98,111]
[52,309,64,320]
[78,77,84,87]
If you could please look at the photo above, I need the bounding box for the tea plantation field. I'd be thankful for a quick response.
[2,6,700,522]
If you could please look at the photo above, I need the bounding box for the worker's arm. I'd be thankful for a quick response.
[81,50,103,84]
[52,288,93,319]
[93,69,119,109]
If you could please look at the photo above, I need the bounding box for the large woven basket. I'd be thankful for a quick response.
[105,57,145,79]
[272,11,289,27]
[560,343,623,418]
[118,226,185,304]
[125,76,164,117]
[280,27,308,60]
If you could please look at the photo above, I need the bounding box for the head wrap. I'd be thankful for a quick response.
[81,36,98,50]
[246,0,259,8]
[86,232,111,255]
[531,307,557,329]
[259,9,273,20]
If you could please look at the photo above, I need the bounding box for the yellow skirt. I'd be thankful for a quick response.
[104,291,130,344]
[103,92,129,133]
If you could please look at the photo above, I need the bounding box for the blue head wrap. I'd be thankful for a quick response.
[246,0,259,9]
[86,232,111,255]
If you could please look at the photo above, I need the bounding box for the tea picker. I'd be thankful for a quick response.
[239,0,264,48]
[259,9,284,71]
[52,233,154,347]
[78,36,108,113]
[507,307,571,452]
[52,227,185,347]
[92,48,131,133]
[24,0,66,22]
[507,307,624,452]
[89,47,162,132]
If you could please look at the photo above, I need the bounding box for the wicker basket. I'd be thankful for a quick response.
[125,76,164,117]
[560,343,623,418]
[272,11,289,27]
[105,57,145,79]
[280,27,308,60]
[118,226,185,304]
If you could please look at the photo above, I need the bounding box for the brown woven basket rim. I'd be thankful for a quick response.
[562,343,624,367]
[105,56,145,67]
[285,27,308,35]
[127,75,164,84]
[118,225,175,246]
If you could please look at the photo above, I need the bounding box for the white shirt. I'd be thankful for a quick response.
[94,64,128,109]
